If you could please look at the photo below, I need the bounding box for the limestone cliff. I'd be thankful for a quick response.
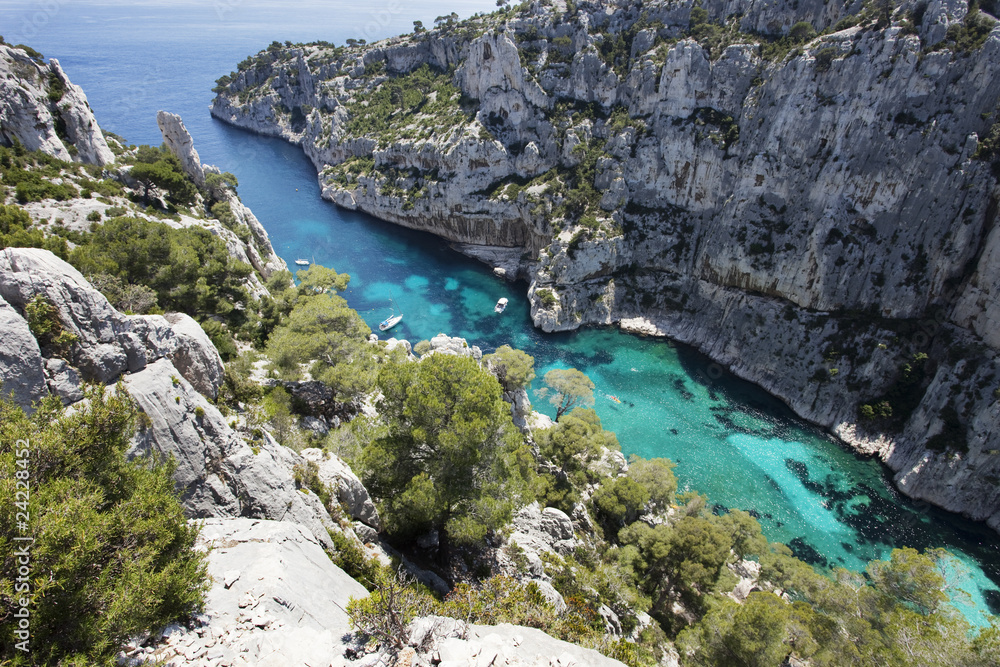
[0,44,114,165]
[211,0,1000,530]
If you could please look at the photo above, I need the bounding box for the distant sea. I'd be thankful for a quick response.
[6,0,1000,624]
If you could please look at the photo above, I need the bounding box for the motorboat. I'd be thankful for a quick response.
[494,297,509,314]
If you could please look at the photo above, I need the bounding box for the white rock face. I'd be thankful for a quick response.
[0,292,47,409]
[426,333,483,361]
[147,518,368,667]
[407,617,627,667]
[125,359,338,550]
[157,111,206,188]
[0,46,113,165]
[301,448,381,530]
[0,248,152,383]
[509,502,579,558]
[163,313,224,399]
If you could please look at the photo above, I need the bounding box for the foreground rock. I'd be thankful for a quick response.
[138,518,368,667]
[128,519,627,667]
[400,617,628,667]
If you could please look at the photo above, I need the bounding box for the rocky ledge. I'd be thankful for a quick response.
[125,518,627,667]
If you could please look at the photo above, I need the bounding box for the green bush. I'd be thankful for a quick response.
[69,216,253,334]
[0,204,67,258]
[328,529,384,586]
[536,288,558,308]
[813,47,838,72]
[4,169,78,203]
[24,295,78,356]
[0,387,208,665]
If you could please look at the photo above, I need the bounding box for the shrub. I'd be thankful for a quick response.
[813,47,838,72]
[788,21,816,43]
[5,169,78,203]
[328,529,383,586]
[24,295,78,356]
[346,569,436,651]
[0,387,208,665]
[536,288,558,308]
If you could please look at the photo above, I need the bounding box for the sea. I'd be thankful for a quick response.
[5,0,999,624]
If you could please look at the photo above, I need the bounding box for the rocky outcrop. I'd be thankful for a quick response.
[0,45,114,165]
[124,359,339,548]
[133,518,368,667]
[509,502,580,560]
[211,0,1000,531]
[163,313,225,400]
[425,332,484,361]
[0,249,341,546]
[0,249,222,394]
[301,448,381,530]
[155,111,287,283]
[157,111,206,188]
[1,248,165,385]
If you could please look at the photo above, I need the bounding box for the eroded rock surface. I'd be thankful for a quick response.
[140,518,367,667]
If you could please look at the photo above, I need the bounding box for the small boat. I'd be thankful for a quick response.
[379,290,403,332]
[494,297,509,314]
[379,313,403,331]
[294,259,310,266]
[608,394,622,404]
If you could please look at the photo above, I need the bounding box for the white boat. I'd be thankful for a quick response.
[379,290,403,331]
[494,297,509,314]
[294,258,310,266]
[379,313,403,331]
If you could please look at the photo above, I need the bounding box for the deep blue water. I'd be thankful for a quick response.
[8,0,1000,623]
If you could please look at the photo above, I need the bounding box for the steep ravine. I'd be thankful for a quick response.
[210,0,1000,531]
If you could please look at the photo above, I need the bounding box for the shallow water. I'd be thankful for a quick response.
[11,0,999,624]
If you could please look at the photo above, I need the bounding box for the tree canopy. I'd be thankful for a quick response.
[483,344,535,391]
[129,149,197,206]
[265,291,375,401]
[359,353,534,546]
[537,367,595,418]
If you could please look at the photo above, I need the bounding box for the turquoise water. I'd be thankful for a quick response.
[11,0,1000,624]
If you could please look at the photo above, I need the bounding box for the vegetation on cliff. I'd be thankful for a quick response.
[0,388,208,666]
